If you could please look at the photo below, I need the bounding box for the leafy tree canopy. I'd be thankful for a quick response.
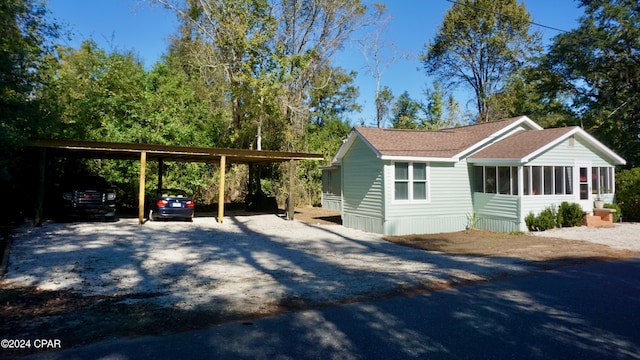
[541,0,640,167]
[421,0,541,123]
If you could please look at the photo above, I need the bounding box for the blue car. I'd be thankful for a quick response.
[148,189,195,221]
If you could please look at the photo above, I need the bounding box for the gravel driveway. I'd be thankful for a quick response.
[2,214,638,317]
[2,213,536,314]
[531,223,640,251]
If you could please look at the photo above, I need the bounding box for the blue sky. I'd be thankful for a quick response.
[47,0,584,125]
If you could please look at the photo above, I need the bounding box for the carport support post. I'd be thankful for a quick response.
[217,155,226,224]
[157,159,164,191]
[138,151,147,225]
[287,160,296,220]
[34,148,46,227]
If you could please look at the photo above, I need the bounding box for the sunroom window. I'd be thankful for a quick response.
[394,162,429,201]
[592,167,614,194]
[473,166,518,195]
[523,166,574,195]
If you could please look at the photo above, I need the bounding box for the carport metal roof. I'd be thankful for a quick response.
[31,139,324,164]
[30,139,324,225]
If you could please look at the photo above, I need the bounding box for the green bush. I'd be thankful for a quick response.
[603,203,622,222]
[526,205,560,231]
[525,211,537,231]
[616,168,640,221]
[527,203,586,231]
[537,205,558,230]
[558,202,585,227]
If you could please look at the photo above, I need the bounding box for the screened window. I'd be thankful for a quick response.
[592,167,614,194]
[523,166,574,196]
[394,162,429,201]
[485,167,497,193]
[532,166,542,195]
[472,166,518,195]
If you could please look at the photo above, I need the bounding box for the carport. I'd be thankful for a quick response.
[30,139,324,225]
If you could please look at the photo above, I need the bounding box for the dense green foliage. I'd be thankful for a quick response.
[526,203,586,231]
[603,203,622,223]
[557,202,586,227]
[615,168,640,221]
[2,0,639,221]
[540,0,640,168]
[421,0,541,122]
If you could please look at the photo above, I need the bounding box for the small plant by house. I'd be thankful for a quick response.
[526,202,585,231]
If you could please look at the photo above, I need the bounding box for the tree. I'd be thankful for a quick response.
[422,82,444,129]
[541,0,640,167]
[0,0,59,223]
[358,3,401,128]
[156,0,368,152]
[1,0,60,147]
[391,91,422,129]
[420,0,541,122]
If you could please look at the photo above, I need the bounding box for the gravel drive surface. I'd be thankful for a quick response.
[531,223,640,251]
[2,213,536,313]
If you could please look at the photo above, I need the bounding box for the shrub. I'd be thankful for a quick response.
[558,202,584,227]
[603,203,622,222]
[525,211,537,231]
[616,168,640,221]
[537,205,558,230]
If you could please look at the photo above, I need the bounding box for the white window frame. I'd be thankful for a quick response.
[393,161,430,203]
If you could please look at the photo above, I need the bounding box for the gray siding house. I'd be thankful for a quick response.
[321,116,626,235]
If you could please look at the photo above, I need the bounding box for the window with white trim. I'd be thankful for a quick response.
[592,167,614,194]
[522,165,573,195]
[394,162,429,201]
[472,166,518,195]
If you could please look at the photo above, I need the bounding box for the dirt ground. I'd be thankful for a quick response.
[294,206,639,267]
[1,207,639,357]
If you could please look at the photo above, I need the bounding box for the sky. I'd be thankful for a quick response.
[46,0,585,126]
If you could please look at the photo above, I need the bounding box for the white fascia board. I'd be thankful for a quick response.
[332,128,383,165]
[467,158,524,165]
[380,155,458,163]
[521,127,627,165]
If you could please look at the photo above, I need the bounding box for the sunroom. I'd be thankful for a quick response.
[468,127,625,232]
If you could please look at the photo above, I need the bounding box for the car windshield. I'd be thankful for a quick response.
[159,189,188,198]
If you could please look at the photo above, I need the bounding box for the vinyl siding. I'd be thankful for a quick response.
[473,193,522,232]
[341,137,385,233]
[383,160,473,235]
[321,168,342,210]
[527,136,616,167]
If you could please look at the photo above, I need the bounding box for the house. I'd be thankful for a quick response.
[321,116,626,235]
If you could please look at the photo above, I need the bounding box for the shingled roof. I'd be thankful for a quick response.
[333,116,539,162]
[352,116,532,159]
[332,115,626,165]
[469,127,576,161]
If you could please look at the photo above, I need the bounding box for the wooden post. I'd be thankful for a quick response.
[287,160,296,220]
[157,159,164,191]
[138,151,147,225]
[218,156,226,224]
[34,148,46,227]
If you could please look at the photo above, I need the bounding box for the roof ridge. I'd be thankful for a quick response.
[354,116,524,132]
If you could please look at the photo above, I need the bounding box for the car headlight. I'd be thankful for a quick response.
[62,192,73,200]
[107,192,116,201]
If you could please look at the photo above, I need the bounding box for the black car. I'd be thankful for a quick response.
[148,189,194,221]
[60,176,117,221]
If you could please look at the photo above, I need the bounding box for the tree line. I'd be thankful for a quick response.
[1,0,638,222]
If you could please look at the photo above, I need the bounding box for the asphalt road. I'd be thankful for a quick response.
[23,258,640,360]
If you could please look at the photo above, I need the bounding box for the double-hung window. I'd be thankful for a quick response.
[394,162,428,201]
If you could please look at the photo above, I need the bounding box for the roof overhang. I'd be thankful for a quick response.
[29,139,324,164]
[468,127,627,165]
